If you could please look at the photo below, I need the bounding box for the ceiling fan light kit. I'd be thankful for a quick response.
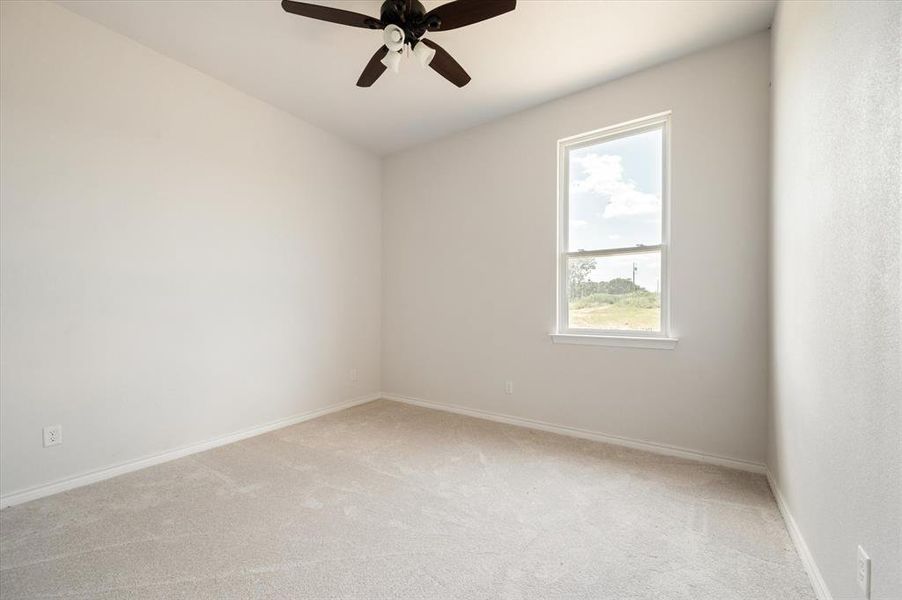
[413,41,436,67]
[383,24,405,52]
[381,49,403,74]
[281,0,517,87]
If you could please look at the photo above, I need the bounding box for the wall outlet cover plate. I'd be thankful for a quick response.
[43,425,62,447]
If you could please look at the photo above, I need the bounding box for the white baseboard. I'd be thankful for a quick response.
[766,470,833,600]
[1,390,828,600]
[0,393,381,509]
[382,392,766,474]
[0,392,768,509]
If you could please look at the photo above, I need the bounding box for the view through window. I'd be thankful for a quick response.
[559,114,669,335]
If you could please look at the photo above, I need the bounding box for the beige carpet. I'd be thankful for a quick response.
[0,399,814,599]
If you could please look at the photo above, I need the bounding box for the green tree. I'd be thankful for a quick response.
[568,258,596,298]
[605,277,641,294]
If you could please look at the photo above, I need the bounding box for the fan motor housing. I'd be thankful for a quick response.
[380,0,431,40]
[380,0,425,22]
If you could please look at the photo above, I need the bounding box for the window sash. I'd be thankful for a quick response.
[560,249,667,337]
[566,244,662,259]
[557,112,671,338]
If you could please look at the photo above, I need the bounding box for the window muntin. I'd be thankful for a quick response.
[558,114,670,337]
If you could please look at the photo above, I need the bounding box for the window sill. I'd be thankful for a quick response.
[550,334,679,350]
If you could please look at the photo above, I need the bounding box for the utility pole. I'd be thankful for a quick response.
[632,261,637,286]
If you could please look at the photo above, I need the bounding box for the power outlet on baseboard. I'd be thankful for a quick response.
[349,368,359,383]
[857,545,871,598]
[43,425,62,448]
[504,381,513,395]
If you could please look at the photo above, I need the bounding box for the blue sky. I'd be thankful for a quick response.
[568,127,662,251]
[568,127,663,292]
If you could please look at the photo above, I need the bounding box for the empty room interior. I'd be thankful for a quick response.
[0,0,900,598]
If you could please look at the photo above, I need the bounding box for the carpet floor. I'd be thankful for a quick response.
[0,399,814,599]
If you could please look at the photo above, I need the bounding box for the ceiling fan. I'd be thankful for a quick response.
[281,0,517,88]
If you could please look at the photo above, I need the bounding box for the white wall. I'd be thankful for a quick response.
[769,1,901,598]
[382,33,771,465]
[0,1,381,499]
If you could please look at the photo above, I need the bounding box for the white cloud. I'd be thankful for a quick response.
[570,153,659,218]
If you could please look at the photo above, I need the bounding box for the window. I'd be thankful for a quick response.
[554,113,675,349]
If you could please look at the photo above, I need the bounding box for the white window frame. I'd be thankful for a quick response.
[552,112,677,350]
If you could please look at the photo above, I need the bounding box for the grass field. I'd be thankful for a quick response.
[569,292,661,331]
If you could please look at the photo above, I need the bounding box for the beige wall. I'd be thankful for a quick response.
[382,33,771,465]
[0,1,382,498]
[769,1,902,598]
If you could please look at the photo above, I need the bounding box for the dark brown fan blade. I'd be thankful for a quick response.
[422,0,516,31]
[357,47,389,87]
[420,39,471,87]
[281,0,382,29]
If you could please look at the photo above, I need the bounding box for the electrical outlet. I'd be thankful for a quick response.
[43,425,62,448]
[857,545,871,598]
[504,381,513,395]
[349,368,358,383]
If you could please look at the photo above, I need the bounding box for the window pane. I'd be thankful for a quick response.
[568,127,663,252]
[567,251,661,332]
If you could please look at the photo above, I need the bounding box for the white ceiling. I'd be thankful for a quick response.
[58,0,775,155]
